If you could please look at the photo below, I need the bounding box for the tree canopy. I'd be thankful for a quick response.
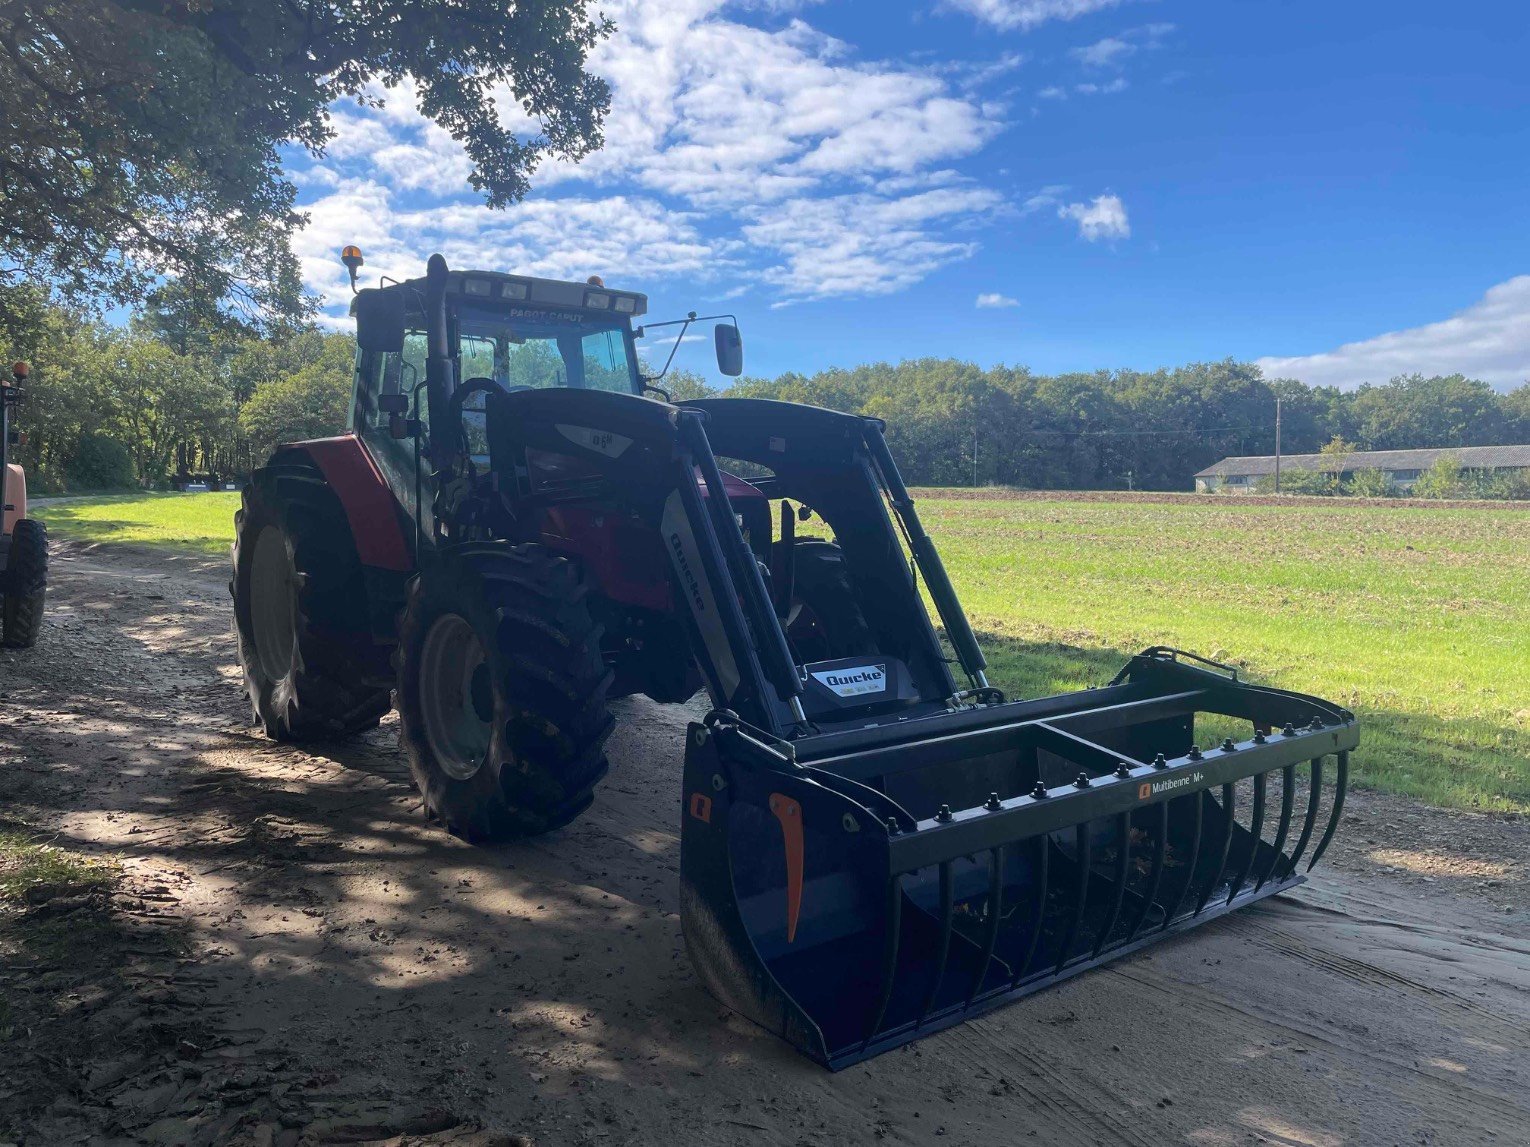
[0,0,611,320]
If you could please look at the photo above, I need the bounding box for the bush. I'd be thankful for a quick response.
[1412,455,1465,500]
[1345,469,1396,498]
[65,433,137,491]
[1274,469,1335,495]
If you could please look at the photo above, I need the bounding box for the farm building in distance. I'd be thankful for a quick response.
[1195,444,1530,493]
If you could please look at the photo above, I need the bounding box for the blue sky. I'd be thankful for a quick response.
[287,0,1530,392]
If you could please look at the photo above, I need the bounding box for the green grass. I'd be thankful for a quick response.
[918,494,1530,813]
[27,488,1530,812]
[0,826,118,904]
[34,491,240,555]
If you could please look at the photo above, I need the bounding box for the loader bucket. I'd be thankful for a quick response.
[681,648,1357,1069]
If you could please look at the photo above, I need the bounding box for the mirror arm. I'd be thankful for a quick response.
[642,312,696,382]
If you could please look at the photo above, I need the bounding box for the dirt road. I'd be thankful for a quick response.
[3,542,1527,1146]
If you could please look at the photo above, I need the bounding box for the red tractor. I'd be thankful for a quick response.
[232,250,1357,1068]
[1,361,46,648]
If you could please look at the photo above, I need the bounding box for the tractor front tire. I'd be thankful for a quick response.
[231,464,392,740]
[1,518,48,649]
[397,543,614,843]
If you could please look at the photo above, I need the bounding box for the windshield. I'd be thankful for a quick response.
[456,303,636,394]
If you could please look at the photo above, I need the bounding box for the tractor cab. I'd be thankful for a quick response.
[349,267,648,449]
[347,261,742,455]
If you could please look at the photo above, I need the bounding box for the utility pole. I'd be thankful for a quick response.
[1274,396,1283,495]
[972,426,978,488]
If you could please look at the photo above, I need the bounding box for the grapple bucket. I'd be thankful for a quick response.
[681,649,1357,1069]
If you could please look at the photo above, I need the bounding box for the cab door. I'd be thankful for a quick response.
[353,332,433,537]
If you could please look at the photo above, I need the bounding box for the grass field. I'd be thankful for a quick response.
[35,491,239,555]
[35,489,1529,812]
[917,493,1529,813]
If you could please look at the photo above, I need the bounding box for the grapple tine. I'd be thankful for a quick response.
[1093,812,1131,958]
[1011,836,1049,985]
[1125,802,1168,943]
[918,861,955,1027]
[1227,771,1266,904]
[967,845,1006,1007]
[1163,792,1203,930]
[1309,751,1348,871]
[1283,758,1324,877]
[1255,765,1296,893]
[1195,783,1236,916]
[1054,822,1091,975]
[862,875,905,1049]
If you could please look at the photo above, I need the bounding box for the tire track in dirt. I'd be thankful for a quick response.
[1109,960,1530,1137]
[6,538,1530,1146]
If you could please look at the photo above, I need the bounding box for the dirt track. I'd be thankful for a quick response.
[2,541,1528,1146]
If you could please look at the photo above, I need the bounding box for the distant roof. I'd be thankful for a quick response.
[1195,444,1530,478]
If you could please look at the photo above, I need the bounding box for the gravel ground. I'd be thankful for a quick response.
[1,539,1526,1146]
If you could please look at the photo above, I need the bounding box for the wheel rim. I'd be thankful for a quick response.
[418,613,494,781]
[250,525,297,681]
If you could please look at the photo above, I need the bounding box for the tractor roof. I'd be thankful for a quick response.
[358,268,647,319]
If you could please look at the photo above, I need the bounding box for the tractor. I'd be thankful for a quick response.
[231,250,1358,1068]
[1,361,46,648]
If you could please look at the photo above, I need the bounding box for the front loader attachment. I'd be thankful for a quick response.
[681,649,1357,1069]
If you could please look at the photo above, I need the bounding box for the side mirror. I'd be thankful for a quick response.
[715,323,743,378]
[353,288,406,355]
[377,393,409,415]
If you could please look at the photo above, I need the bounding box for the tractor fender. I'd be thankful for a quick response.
[3,463,25,536]
[272,435,414,573]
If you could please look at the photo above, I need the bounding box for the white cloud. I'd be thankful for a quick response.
[298,0,1008,316]
[743,186,1003,302]
[944,0,1130,32]
[976,292,1020,308]
[1059,194,1130,241]
[1073,78,1128,95]
[1073,37,1133,67]
[1256,276,1530,392]
[1071,23,1173,67]
[293,182,734,308]
[1021,185,1069,212]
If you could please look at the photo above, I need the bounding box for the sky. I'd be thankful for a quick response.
[285,0,1530,392]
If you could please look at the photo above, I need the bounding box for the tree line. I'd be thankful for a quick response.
[4,287,1526,496]
[704,360,1530,492]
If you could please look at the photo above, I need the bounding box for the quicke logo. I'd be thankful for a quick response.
[669,532,706,612]
[810,664,887,698]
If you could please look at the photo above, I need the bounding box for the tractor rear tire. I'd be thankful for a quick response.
[787,539,874,663]
[397,543,614,843]
[231,463,392,740]
[1,518,47,649]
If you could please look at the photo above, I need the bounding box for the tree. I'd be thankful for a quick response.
[238,336,355,460]
[105,335,232,484]
[0,1,611,320]
[657,369,720,403]
[1318,435,1357,494]
[65,433,136,491]
[1351,375,1504,450]
[1502,383,1530,443]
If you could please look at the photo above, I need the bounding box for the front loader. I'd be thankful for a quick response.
[0,361,47,648]
[231,250,1357,1068]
